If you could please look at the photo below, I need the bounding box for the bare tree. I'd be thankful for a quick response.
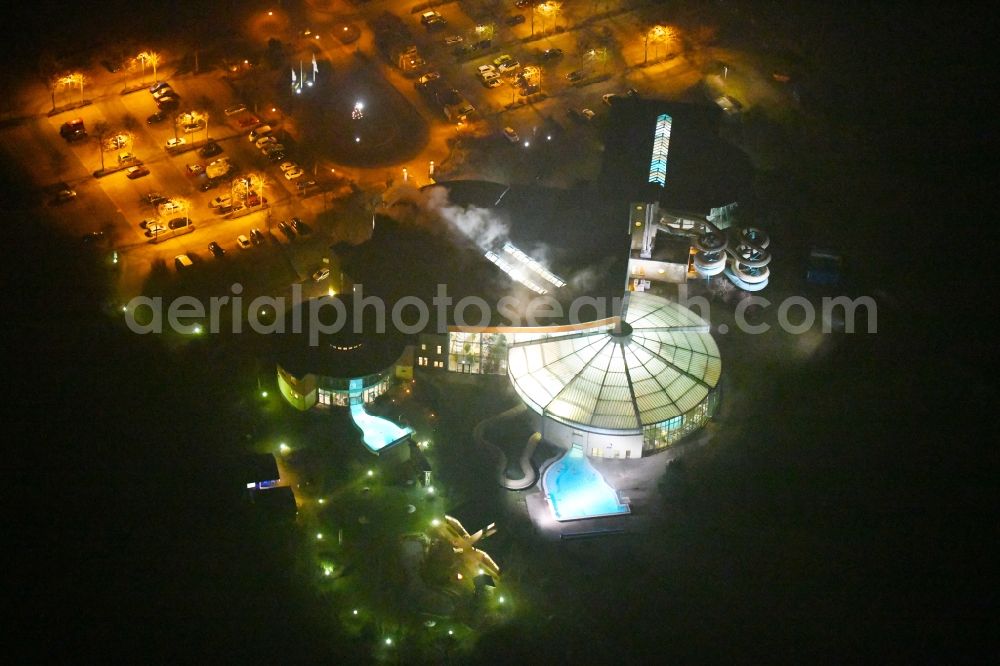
[93,121,111,173]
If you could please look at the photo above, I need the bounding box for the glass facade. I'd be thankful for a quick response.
[447,332,509,375]
[642,387,721,452]
[314,368,393,408]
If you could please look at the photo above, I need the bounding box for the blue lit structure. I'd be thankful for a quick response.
[648,113,672,186]
[542,446,630,521]
[348,377,412,454]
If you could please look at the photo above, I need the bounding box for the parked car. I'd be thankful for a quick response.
[481,76,501,88]
[581,108,595,120]
[420,11,446,28]
[312,267,330,281]
[174,254,193,270]
[150,82,171,94]
[602,93,619,106]
[237,116,260,128]
[250,228,265,244]
[138,219,156,229]
[126,166,150,179]
[157,96,179,111]
[167,217,190,229]
[284,167,304,180]
[296,180,317,191]
[151,86,175,101]
[199,178,221,192]
[165,137,186,149]
[142,192,167,205]
[541,48,563,60]
[81,231,105,244]
[444,35,463,46]
[416,71,440,87]
[144,223,166,237]
[147,111,167,124]
[236,234,252,250]
[52,188,77,203]
[261,144,285,156]
[159,200,183,215]
[566,70,587,82]
[199,142,222,157]
[503,127,520,143]
[279,161,298,172]
[186,163,204,176]
[224,104,247,116]
[277,220,293,236]
[504,14,525,25]
[290,217,305,233]
[266,151,287,163]
[255,136,277,149]
[183,122,204,134]
[210,195,232,208]
[248,125,272,141]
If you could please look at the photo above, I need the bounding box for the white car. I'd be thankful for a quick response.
[444,35,463,46]
[165,137,186,149]
[481,76,501,88]
[502,127,519,143]
[284,168,304,180]
[144,223,166,237]
[158,200,183,214]
[224,104,246,116]
[236,234,252,249]
[248,126,272,141]
[581,108,595,120]
[210,195,232,208]
[477,64,497,77]
[312,268,330,282]
[255,136,277,148]
[279,161,298,172]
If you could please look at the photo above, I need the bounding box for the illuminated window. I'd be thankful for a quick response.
[436,345,442,354]
[421,343,427,350]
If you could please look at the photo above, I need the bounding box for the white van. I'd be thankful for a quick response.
[174,254,193,270]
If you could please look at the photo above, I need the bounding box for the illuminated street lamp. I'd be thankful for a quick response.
[534,1,561,35]
[587,47,609,74]
[58,73,85,106]
[644,25,675,64]
[352,101,364,120]
[137,51,160,84]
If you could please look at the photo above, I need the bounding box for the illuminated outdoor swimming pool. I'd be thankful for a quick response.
[350,401,412,453]
[543,446,630,521]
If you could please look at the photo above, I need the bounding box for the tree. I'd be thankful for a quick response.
[93,121,111,173]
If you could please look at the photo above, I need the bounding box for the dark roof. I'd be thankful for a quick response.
[274,298,408,379]
[599,99,753,212]
[648,232,691,264]
[337,183,629,327]
[250,486,297,522]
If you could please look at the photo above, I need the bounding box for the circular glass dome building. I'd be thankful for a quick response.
[506,291,721,459]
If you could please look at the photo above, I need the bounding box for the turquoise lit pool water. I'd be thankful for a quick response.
[543,447,630,521]
[350,402,412,453]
